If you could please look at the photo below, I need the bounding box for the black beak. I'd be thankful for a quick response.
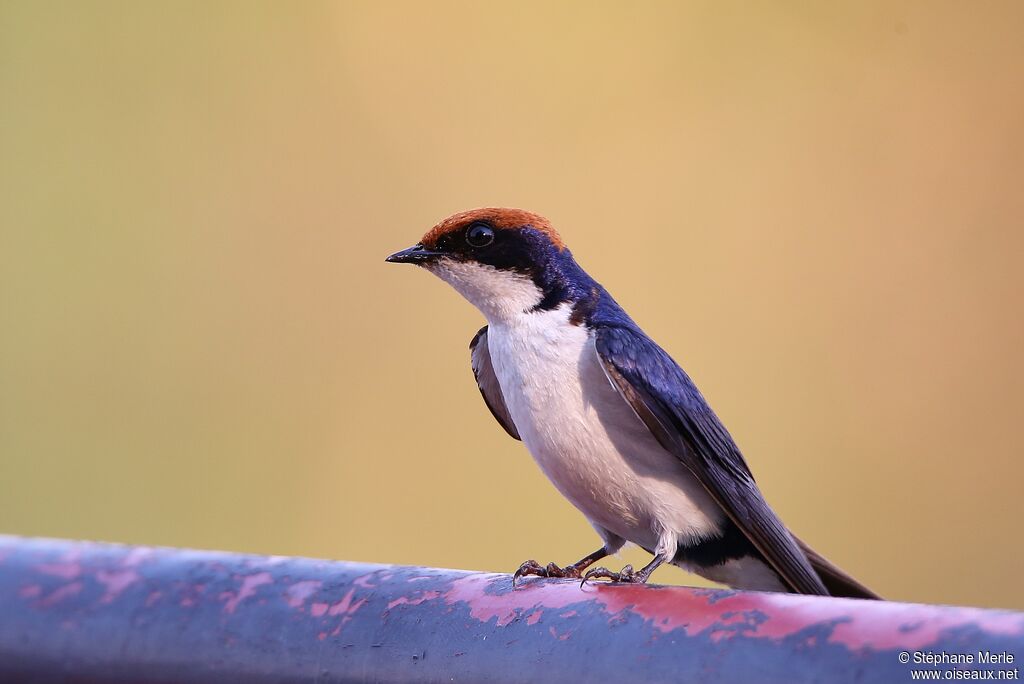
[385,244,446,264]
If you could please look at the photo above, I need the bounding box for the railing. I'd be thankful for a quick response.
[1,535,1021,683]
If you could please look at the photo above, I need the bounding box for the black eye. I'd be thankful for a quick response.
[466,222,495,248]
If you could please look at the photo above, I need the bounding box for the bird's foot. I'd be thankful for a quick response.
[581,564,647,586]
[512,559,584,587]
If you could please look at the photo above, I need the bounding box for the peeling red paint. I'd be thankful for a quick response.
[327,589,366,617]
[18,584,42,598]
[446,574,1024,653]
[387,590,441,610]
[595,588,1024,650]
[40,581,83,607]
[4,536,1023,684]
[825,599,1024,650]
[353,573,377,588]
[95,569,140,605]
[284,580,321,609]
[548,625,571,641]
[36,562,82,580]
[121,547,155,567]
[444,574,583,627]
[221,573,272,614]
[176,582,207,608]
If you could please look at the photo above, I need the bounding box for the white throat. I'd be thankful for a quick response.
[426,259,544,324]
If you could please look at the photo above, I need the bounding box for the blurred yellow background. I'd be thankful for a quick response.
[2,1,1022,610]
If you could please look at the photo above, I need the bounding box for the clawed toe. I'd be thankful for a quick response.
[513,560,545,587]
[512,560,583,588]
[545,562,582,579]
[581,564,639,586]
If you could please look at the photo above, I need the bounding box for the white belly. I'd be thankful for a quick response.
[485,305,724,557]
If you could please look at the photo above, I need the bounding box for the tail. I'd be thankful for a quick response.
[795,536,881,600]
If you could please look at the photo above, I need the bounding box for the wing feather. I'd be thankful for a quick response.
[595,326,831,595]
[470,326,520,441]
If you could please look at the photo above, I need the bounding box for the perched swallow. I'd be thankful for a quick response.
[387,208,878,597]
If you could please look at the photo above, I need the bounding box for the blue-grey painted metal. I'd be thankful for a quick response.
[0,536,1021,683]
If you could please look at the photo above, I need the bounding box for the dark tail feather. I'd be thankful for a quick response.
[795,537,881,600]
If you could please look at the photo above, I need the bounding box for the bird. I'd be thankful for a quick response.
[386,207,878,598]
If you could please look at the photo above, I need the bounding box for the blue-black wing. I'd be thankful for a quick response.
[594,325,829,595]
[470,326,520,441]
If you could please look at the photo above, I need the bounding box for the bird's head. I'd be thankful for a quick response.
[386,208,594,323]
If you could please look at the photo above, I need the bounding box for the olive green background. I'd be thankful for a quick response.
[2,1,1022,609]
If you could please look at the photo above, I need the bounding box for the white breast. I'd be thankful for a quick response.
[484,304,724,558]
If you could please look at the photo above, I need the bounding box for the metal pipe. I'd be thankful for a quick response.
[1,535,1021,683]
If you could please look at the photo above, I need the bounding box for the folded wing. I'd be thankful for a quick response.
[470,326,521,441]
[594,325,833,596]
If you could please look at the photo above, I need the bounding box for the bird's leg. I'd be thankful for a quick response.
[582,552,668,586]
[512,546,609,587]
